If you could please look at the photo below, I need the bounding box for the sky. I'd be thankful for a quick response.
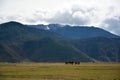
[0,0,120,35]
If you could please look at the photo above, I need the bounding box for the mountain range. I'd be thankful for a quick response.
[0,21,120,62]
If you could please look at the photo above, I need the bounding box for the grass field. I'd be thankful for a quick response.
[0,63,120,80]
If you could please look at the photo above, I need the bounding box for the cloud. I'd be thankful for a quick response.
[45,10,90,25]
[100,17,120,35]
[28,5,95,25]
[0,3,119,26]
[9,5,93,25]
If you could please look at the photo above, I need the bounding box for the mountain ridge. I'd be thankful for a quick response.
[0,21,120,62]
[27,23,119,39]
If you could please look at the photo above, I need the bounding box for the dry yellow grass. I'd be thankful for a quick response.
[0,63,120,80]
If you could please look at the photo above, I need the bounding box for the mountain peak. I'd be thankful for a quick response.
[1,21,23,26]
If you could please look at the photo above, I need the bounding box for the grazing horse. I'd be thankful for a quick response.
[75,61,80,64]
[65,61,74,65]
[65,61,80,65]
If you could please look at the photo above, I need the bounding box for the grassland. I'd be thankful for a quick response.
[0,63,120,80]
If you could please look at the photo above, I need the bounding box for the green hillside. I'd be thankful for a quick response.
[71,37,120,62]
[0,21,91,62]
[23,37,90,62]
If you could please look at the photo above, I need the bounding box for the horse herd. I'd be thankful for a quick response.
[65,61,80,65]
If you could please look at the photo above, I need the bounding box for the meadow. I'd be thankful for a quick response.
[0,63,120,80]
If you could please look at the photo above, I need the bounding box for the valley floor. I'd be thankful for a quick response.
[0,63,120,80]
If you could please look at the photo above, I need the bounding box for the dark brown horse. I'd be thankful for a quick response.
[65,61,74,65]
[75,61,80,64]
[65,61,80,65]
